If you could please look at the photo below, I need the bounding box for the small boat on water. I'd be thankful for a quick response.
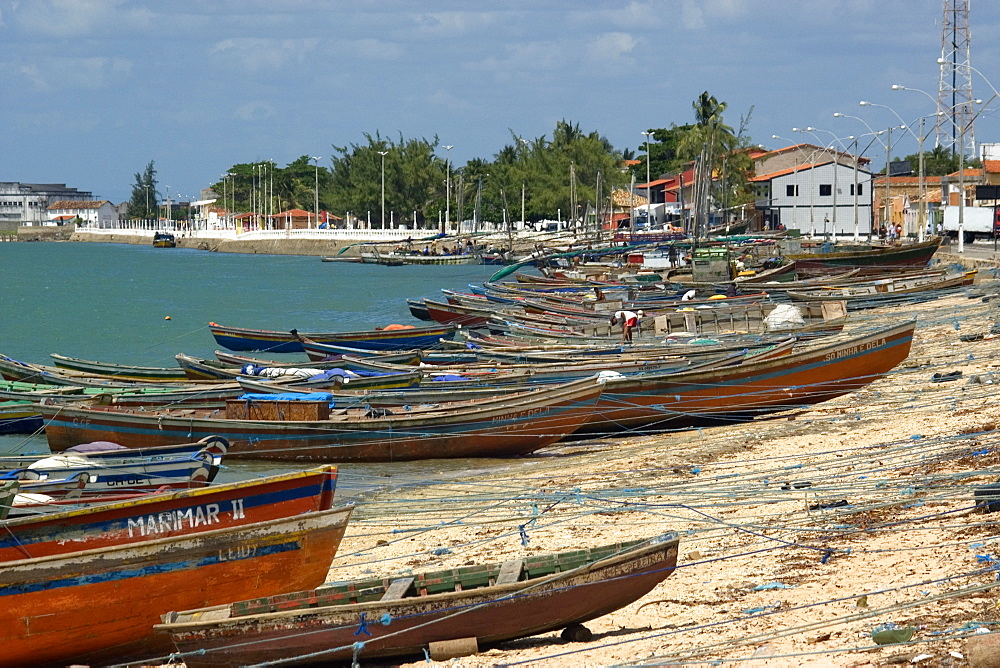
[152,231,176,248]
[157,532,680,667]
[0,505,354,668]
[0,400,42,434]
[209,322,458,353]
[50,352,191,382]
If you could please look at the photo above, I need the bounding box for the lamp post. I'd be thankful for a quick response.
[378,150,388,230]
[142,184,151,223]
[836,113,897,240]
[864,101,949,242]
[861,101,921,240]
[932,60,1000,252]
[641,130,653,226]
[796,127,839,239]
[772,134,802,232]
[443,145,453,234]
[311,156,321,229]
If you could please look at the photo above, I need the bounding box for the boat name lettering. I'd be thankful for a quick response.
[491,408,545,424]
[125,502,223,537]
[106,477,146,487]
[824,337,886,362]
[219,545,257,561]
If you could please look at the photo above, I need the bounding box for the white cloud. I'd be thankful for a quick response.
[210,38,319,72]
[12,0,152,37]
[679,0,749,30]
[235,101,277,121]
[6,55,131,90]
[410,10,502,37]
[337,38,404,61]
[586,32,637,63]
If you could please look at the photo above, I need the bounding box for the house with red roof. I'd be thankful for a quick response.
[47,200,117,227]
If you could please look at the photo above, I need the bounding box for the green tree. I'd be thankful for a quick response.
[211,158,332,221]
[899,146,981,176]
[465,120,627,227]
[326,132,445,228]
[634,124,695,182]
[675,92,757,214]
[127,160,157,219]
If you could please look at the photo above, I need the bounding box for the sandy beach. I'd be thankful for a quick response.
[322,281,1000,667]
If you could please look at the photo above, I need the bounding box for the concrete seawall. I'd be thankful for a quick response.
[67,230,369,257]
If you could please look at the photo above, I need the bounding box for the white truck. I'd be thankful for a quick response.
[942,205,1000,243]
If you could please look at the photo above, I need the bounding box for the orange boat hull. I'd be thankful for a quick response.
[0,506,352,667]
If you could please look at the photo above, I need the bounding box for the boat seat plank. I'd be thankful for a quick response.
[381,577,415,601]
[496,559,524,585]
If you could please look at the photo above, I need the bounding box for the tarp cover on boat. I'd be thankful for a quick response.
[238,393,334,402]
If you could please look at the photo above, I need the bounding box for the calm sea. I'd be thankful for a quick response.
[0,241,512,498]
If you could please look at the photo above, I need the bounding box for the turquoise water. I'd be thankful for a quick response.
[0,241,509,496]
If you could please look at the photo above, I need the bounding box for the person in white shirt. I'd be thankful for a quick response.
[610,309,643,343]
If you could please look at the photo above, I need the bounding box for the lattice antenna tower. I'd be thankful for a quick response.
[936,0,975,155]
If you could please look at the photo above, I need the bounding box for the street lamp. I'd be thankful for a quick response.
[378,150,388,230]
[836,113,903,241]
[311,156,321,229]
[443,145,453,234]
[141,184,151,223]
[795,127,840,238]
[641,130,653,226]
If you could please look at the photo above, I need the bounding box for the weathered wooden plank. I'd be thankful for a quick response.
[495,559,523,585]
[381,577,415,600]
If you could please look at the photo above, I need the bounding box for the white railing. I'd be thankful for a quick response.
[75,221,439,242]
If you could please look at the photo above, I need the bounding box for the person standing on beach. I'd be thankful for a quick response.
[610,309,642,343]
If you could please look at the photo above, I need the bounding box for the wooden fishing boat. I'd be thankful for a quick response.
[152,231,177,248]
[0,479,17,520]
[50,352,191,382]
[0,438,223,473]
[157,532,680,667]
[0,375,225,403]
[0,505,354,668]
[407,297,434,321]
[174,352,422,384]
[1,436,226,501]
[0,400,42,434]
[209,321,458,353]
[0,352,145,386]
[0,465,339,560]
[293,338,424,365]
[423,297,495,327]
[787,237,941,277]
[581,320,916,433]
[40,377,605,462]
[786,269,977,307]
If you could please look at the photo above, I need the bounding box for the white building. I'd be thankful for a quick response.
[0,182,94,225]
[47,200,118,226]
[752,148,874,237]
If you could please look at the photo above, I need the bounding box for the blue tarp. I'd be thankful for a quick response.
[238,393,334,402]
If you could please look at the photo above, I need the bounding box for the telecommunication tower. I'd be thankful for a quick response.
[936,0,975,155]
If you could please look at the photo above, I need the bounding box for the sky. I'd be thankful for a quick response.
[1,0,999,204]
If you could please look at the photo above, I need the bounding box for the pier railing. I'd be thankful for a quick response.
[75,221,432,243]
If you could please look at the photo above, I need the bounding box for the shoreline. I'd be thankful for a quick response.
[323,288,1000,667]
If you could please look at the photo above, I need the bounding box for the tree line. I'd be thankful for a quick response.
[128,91,977,226]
